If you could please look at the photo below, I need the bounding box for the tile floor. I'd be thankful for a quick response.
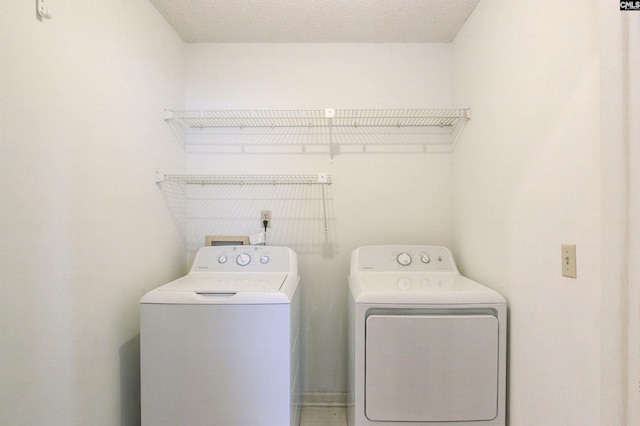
[300,407,347,426]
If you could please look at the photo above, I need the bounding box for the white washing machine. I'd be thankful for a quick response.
[348,245,507,426]
[140,245,301,426]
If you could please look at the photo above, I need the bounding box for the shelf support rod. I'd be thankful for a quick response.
[317,172,330,233]
[325,108,336,161]
[322,183,328,233]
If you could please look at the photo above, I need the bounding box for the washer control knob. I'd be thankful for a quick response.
[217,255,228,264]
[396,252,412,266]
[236,253,251,266]
[421,255,431,264]
[260,255,270,264]
[397,276,412,290]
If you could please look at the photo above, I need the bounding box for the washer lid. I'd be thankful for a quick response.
[351,273,506,304]
[158,272,288,293]
[140,272,296,304]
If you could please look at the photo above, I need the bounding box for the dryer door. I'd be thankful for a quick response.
[365,314,499,422]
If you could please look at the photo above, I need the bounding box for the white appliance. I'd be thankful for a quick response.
[348,245,507,426]
[140,245,301,426]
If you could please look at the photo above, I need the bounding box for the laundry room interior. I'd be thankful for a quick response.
[1,1,639,426]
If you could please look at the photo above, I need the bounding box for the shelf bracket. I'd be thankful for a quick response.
[155,171,165,183]
[451,108,471,150]
[36,0,52,19]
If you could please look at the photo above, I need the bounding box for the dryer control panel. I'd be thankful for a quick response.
[351,245,457,273]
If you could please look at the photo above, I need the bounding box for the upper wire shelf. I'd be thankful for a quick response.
[164,108,470,156]
[165,108,469,129]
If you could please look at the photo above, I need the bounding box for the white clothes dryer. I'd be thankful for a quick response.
[141,245,301,426]
[348,245,507,426]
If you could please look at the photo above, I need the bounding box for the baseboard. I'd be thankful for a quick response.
[301,392,348,407]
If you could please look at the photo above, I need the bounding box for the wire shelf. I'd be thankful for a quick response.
[164,108,470,156]
[156,173,332,186]
[156,173,334,243]
[166,108,469,129]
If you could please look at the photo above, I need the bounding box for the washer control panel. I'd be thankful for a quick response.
[191,246,292,273]
[352,245,457,273]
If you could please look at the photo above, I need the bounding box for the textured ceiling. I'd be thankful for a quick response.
[148,0,481,43]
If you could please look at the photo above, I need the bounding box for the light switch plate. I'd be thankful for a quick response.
[561,244,577,278]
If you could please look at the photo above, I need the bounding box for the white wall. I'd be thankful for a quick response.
[452,1,603,425]
[0,1,185,424]
[625,11,640,423]
[183,43,455,398]
[599,5,640,425]
[2,2,633,424]
[599,4,631,425]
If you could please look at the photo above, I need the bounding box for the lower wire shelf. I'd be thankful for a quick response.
[156,172,334,249]
[155,172,332,186]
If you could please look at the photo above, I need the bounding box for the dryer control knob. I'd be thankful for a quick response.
[217,255,228,264]
[260,255,270,264]
[236,253,252,266]
[397,252,412,266]
[421,255,431,264]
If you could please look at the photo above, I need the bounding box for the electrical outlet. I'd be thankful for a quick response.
[260,210,271,228]
[561,243,577,278]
